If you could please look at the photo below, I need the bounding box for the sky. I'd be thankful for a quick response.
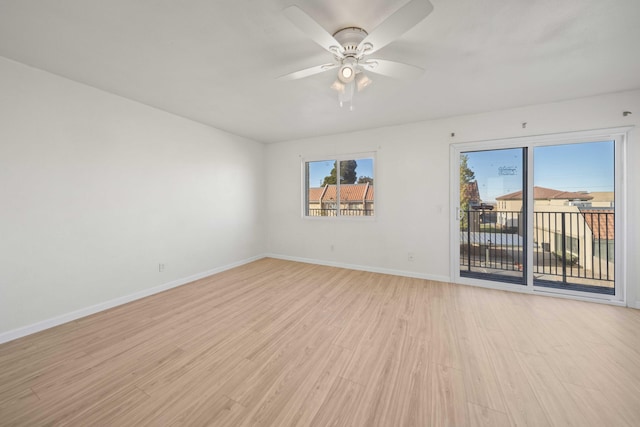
[307,158,374,188]
[464,141,614,202]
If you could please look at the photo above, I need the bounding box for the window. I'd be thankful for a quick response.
[304,154,375,218]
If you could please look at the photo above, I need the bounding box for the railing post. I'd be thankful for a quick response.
[467,210,471,271]
[486,240,491,266]
[561,212,567,284]
[605,212,610,280]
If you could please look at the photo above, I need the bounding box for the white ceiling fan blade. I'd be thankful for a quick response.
[358,0,434,55]
[361,59,424,79]
[283,6,345,58]
[278,63,338,81]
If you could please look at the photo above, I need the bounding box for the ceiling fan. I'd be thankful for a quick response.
[279,0,434,110]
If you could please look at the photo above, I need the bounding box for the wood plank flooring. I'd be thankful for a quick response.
[1,258,640,426]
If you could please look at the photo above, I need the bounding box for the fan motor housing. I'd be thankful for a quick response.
[333,27,368,56]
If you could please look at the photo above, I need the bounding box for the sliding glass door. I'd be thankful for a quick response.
[459,148,526,285]
[532,141,616,295]
[452,129,625,301]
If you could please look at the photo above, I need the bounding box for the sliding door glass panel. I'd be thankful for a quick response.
[532,141,615,295]
[459,148,526,285]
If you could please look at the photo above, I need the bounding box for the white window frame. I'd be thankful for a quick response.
[450,127,629,305]
[301,152,376,220]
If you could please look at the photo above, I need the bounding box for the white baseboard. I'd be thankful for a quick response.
[6,252,630,345]
[265,253,450,283]
[0,255,265,345]
[633,301,640,310]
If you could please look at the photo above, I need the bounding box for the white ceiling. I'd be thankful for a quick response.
[1,0,639,143]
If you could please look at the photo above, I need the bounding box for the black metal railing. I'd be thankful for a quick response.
[308,208,374,217]
[460,210,524,284]
[460,209,614,289]
[533,210,614,283]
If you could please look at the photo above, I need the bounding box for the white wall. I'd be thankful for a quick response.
[266,90,640,307]
[1,54,637,344]
[0,57,265,337]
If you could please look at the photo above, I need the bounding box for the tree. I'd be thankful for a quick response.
[459,154,476,229]
[340,160,358,184]
[322,160,358,185]
[322,164,337,185]
[357,176,374,185]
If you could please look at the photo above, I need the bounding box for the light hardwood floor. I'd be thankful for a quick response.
[1,258,640,426]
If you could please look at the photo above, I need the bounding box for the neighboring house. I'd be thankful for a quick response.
[495,186,614,265]
[308,183,374,216]
[588,191,615,208]
[495,186,593,228]
[582,208,616,261]
[463,180,496,229]
[463,180,481,207]
[496,186,594,212]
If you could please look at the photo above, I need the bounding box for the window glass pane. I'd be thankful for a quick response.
[306,160,336,216]
[339,158,374,216]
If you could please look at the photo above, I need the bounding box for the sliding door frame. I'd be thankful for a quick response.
[450,127,629,305]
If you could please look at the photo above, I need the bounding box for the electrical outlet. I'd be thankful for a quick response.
[408,252,415,262]
[159,263,165,272]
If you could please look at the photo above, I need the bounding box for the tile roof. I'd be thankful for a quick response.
[308,187,326,202]
[364,186,374,201]
[581,210,615,240]
[308,184,373,202]
[496,186,593,201]
[322,185,337,201]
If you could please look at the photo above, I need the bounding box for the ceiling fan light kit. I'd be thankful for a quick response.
[355,72,372,91]
[280,0,434,110]
[339,81,356,110]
